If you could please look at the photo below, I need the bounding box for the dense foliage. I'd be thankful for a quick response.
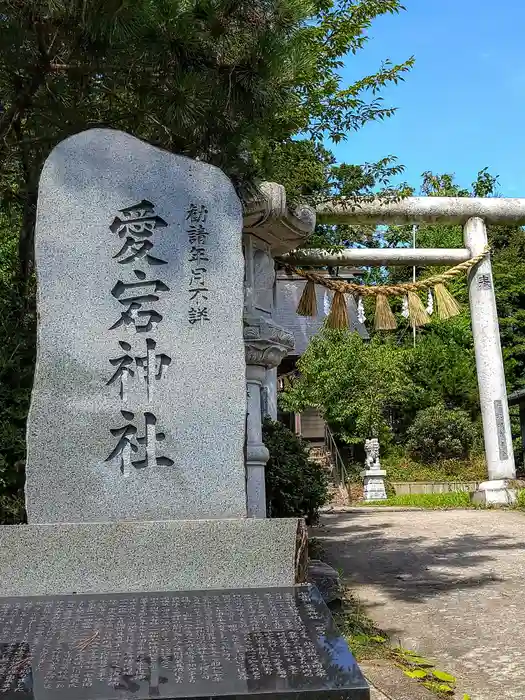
[263,418,329,520]
[0,0,412,279]
[0,223,34,502]
[280,331,409,444]
[4,4,522,506]
[406,406,478,463]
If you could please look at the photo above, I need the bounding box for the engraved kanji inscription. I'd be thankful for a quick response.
[189,267,207,287]
[111,201,168,265]
[0,586,368,698]
[189,267,209,303]
[188,306,210,325]
[107,340,171,401]
[494,399,509,460]
[186,204,208,224]
[106,410,174,476]
[477,272,492,290]
[107,342,134,399]
[110,270,169,333]
[135,340,171,399]
[189,246,209,264]
[189,288,208,302]
[187,224,209,246]
[0,643,32,695]
[186,203,211,325]
[111,201,167,237]
[106,202,173,475]
[113,238,167,266]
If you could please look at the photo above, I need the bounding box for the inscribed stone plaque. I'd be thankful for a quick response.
[494,399,509,461]
[0,585,369,700]
[25,129,246,523]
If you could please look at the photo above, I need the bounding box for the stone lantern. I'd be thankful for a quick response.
[242,183,316,517]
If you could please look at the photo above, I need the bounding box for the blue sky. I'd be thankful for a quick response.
[330,0,525,196]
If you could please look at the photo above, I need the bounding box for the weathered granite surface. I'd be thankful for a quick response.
[0,518,299,596]
[25,128,246,523]
[307,559,341,605]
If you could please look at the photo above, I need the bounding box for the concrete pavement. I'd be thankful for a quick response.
[315,508,525,700]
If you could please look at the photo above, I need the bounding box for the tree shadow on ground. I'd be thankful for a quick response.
[311,511,525,604]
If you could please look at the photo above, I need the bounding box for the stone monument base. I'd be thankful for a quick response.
[360,469,387,501]
[471,479,517,506]
[0,518,300,597]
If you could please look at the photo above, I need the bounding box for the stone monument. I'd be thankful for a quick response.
[26,128,246,524]
[1,128,300,594]
[0,129,369,700]
[361,438,387,501]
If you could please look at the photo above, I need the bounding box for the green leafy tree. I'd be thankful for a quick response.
[403,322,479,417]
[266,139,409,251]
[0,0,415,521]
[383,169,525,395]
[491,230,525,391]
[0,213,34,499]
[280,330,410,444]
[287,168,523,469]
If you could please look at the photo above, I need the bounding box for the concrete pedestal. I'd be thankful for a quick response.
[0,518,300,596]
[471,479,517,506]
[361,469,387,501]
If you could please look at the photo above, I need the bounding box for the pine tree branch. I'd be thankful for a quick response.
[0,71,46,142]
[0,23,51,143]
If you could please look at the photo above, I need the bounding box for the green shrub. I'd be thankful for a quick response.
[360,492,472,508]
[263,417,329,521]
[0,228,35,523]
[382,446,486,482]
[406,406,478,464]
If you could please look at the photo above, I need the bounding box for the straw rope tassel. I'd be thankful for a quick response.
[284,245,488,332]
[296,279,317,317]
[326,291,349,329]
[434,283,461,320]
[407,291,430,327]
[374,294,397,331]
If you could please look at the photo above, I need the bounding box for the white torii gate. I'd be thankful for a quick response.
[284,197,525,505]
